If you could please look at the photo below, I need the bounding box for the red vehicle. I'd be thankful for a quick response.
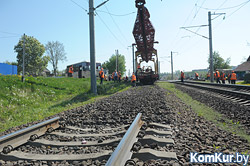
[133,0,159,84]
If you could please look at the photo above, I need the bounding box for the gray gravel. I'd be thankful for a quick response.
[1,84,250,165]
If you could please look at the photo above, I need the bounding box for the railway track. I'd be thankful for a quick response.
[0,112,177,165]
[173,80,250,107]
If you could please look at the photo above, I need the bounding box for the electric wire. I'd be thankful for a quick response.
[170,0,199,52]
[196,0,250,11]
[69,0,88,12]
[213,0,249,30]
[0,35,20,39]
[0,31,21,36]
[95,11,127,49]
[96,10,136,16]
[102,1,130,44]
[193,0,207,19]
[215,0,228,12]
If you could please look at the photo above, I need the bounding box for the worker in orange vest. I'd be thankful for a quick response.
[207,73,210,80]
[69,65,73,74]
[230,71,237,84]
[118,71,121,82]
[99,68,105,84]
[227,73,231,84]
[131,72,136,87]
[180,71,184,82]
[215,70,221,84]
[220,71,225,84]
[195,72,199,80]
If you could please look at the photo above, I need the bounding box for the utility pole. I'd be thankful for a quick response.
[180,11,225,83]
[88,0,109,94]
[22,33,25,82]
[208,11,214,83]
[132,43,136,73]
[115,50,119,72]
[158,61,160,76]
[171,51,173,80]
[89,0,97,94]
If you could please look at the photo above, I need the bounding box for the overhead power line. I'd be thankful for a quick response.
[0,35,19,39]
[95,11,127,49]
[101,1,129,44]
[193,0,207,19]
[0,31,21,36]
[69,0,88,12]
[96,10,136,16]
[196,0,250,11]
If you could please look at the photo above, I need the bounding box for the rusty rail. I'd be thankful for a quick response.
[0,117,60,154]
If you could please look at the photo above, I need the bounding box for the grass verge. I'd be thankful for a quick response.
[157,82,250,144]
[0,75,130,132]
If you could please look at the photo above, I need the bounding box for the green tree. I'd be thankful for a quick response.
[45,41,67,76]
[208,51,231,70]
[14,35,49,76]
[4,61,18,66]
[102,54,126,76]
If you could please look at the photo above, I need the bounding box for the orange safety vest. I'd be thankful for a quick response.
[216,71,220,78]
[195,73,199,77]
[99,70,104,78]
[220,73,225,80]
[131,74,136,82]
[231,73,237,80]
[69,66,73,74]
[181,72,184,78]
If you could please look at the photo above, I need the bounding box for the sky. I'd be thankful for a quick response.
[0,0,250,75]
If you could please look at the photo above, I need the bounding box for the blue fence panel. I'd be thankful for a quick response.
[0,63,17,75]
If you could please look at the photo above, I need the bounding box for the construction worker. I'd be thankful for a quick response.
[227,73,231,84]
[180,71,184,82]
[207,72,210,80]
[118,71,121,82]
[131,72,136,87]
[195,72,199,80]
[220,71,226,84]
[99,68,105,84]
[231,71,237,84]
[215,70,221,84]
[69,65,73,74]
[112,72,114,81]
[114,70,118,83]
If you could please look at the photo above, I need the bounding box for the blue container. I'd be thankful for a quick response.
[0,63,17,75]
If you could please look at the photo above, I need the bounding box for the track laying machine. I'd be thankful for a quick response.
[133,0,159,84]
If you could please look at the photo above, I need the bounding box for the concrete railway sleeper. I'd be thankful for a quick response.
[0,112,177,165]
[174,81,250,106]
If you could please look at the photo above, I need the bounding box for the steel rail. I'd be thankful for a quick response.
[174,82,250,100]
[0,117,60,153]
[105,113,144,166]
[183,80,250,91]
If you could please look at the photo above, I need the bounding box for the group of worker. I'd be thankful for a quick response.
[99,68,137,86]
[213,69,237,84]
[180,70,237,84]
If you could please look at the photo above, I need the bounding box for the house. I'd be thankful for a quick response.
[42,68,51,77]
[234,56,250,80]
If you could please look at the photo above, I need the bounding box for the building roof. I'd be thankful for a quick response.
[234,56,250,72]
